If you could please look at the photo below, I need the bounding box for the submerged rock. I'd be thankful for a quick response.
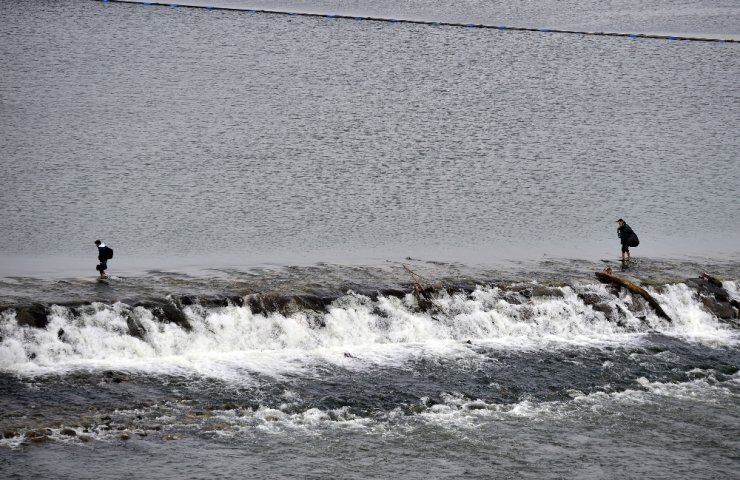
[102,371,129,383]
[24,429,52,443]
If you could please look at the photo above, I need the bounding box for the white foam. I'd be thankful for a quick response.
[724,280,740,302]
[1,283,737,378]
[3,372,723,446]
[410,370,740,432]
[651,283,737,345]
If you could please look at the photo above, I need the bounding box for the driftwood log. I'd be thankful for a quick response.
[595,271,672,323]
[403,264,443,311]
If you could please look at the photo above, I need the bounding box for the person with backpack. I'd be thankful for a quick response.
[94,240,114,279]
[616,219,639,262]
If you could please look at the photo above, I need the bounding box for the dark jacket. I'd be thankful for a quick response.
[97,243,110,262]
[618,223,639,247]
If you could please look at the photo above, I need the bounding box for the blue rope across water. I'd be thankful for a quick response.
[98,0,739,44]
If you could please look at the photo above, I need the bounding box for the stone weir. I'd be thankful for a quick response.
[2,273,738,338]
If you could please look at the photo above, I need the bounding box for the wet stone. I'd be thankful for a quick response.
[125,313,147,340]
[25,429,52,443]
[701,297,738,320]
[531,286,565,298]
[14,304,49,328]
[103,371,129,383]
[687,277,730,302]
[578,293,603,306]
[503,292,526,305]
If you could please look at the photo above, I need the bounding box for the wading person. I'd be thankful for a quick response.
[94,240,113,279]
[616,219,639,262]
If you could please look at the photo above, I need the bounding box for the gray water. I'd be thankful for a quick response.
[1,1,740,479]
[1,0,739,277]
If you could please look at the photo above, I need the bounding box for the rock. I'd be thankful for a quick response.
[513,286,565,299]
[686,275,739,323]
[178,295,195,306]
[103,371,129,383]
[137,301,192,331]
[578,293,603,306]
[699,272,724,288]
[225,295,244,307]
[377,288,407,299]
[119,432,130,441]
[78,435,92,443]
[25,429,52,443]
[293,295,333,312]
[686,277,730,302]
[530,286,565,298]
[702,297,738,320]
[578,292,616,320]
[246,294,294,316]
[590,303,615,318]
[503,292,526,305]
[15,304,49,328]
[125,313,147,340]
[3,430,17,439]
[159,303,191,330]
[61,428,77,437]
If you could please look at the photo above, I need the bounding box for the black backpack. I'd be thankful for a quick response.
[105,246,114,260]
[628,233,640,248]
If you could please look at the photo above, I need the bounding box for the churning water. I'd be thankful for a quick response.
[1,1,739,478]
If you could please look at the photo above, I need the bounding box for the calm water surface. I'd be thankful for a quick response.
[1,0,739,276]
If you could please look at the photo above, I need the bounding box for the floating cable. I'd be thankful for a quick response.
[97,0,740,44]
